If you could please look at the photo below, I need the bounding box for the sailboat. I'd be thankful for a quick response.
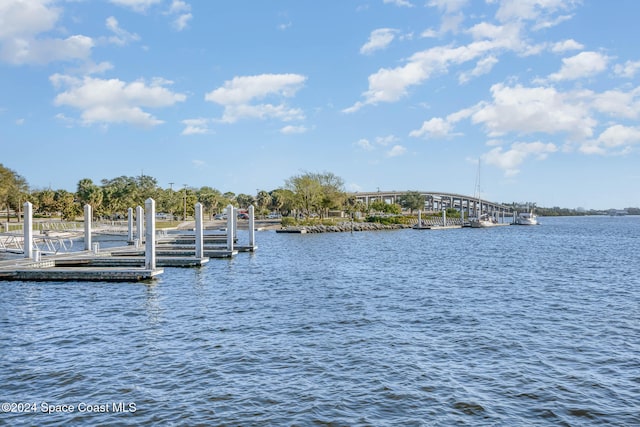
[469,160,499,228]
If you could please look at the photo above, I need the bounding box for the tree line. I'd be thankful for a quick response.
[2,164,636,222]
[0,165,364,222]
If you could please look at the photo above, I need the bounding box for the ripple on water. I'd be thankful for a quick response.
[1,217,639,425]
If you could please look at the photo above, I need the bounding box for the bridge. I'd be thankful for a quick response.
[350,190,513,217]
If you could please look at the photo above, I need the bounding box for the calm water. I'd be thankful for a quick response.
[1,216,639,426]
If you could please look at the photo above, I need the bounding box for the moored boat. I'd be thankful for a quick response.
[470,213,499,228]
[514,211,539,225]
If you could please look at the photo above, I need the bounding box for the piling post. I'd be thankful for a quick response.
[233,208,238,241]
[418,210,422,228]
[23,202,33,259]
[136,206,144,244]
[226,204,234,252]
[84,204,92,251]
[145,198,156,270]
[248,205,255,248]
[127,207,134,243]
[442,208,447,226]
[195,202,204,258]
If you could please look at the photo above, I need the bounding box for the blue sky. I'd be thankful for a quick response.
[1,0,639,210]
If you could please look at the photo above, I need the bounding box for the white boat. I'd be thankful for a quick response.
[514,211,539,225]
[470,213,499,228]
[469,160,500,228]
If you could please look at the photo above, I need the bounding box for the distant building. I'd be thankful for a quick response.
[608,209,628,216]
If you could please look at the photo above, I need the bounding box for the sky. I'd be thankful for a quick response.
[1,0,639,210]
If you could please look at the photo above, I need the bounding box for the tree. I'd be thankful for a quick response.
[285,173,323,217]
[76,178,103,218]
[270,188,295,216]
[369,200,401,215]
[398,191,425,214]
[54,190,80,221]
[255,190,272,214]
[315,172,346,218]
[0,164,29,222]
[284,171,347,218]
[35,189,57,216]
[197,186,222,219]
[236,193,255,209]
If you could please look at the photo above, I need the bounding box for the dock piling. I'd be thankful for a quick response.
[127,207,134,243]
[84,204,92,251]
[195,202,204,259]
[23,201,33,259]
[136,206,144,243]
[226,204,234,252]
[249,205,255,248]
[145,198,156,270]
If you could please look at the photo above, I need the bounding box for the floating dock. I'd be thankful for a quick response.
[413,224,463,230]
[0,199,263,282]
[0,255,163,282]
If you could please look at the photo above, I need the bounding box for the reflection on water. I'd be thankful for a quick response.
[1,216,639,426]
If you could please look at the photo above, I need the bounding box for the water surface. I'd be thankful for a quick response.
[1,216,639,425]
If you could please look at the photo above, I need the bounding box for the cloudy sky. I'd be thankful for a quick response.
[1,0,639,209]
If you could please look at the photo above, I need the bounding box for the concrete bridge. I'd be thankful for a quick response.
[350,190,513,218]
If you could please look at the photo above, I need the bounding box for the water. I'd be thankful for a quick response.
[1,216,639,426]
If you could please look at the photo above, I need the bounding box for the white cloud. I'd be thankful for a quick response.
[105,16,140,46]
[472,83,596,139]
[548,51,609,81]
[597,125,640,148]
[421,28,438,38]
[375,135,398,146]
[345,17,544,112]
[205,73,306,124]
[614,60,640,79]
[387,145,407,157]
[181,118,211,135]
[580,124,640,155]
[280,125,307,134]
[344,44,487,110]
[356,138,374,150]
[409,117,453,139]
[169,0,190,14]
[206,74,305,105]
[216,104,304,124]
[172,13,192,31]
[591,88,640,119]
[0,0,94,65]
[383,0,414,8]
[360,28,398,55]
[459,55,498,84]
[110,0,162,13]
[551,39,584,53]
[493,0,577,24]
[428,0,468,14]
[50,74,186,128]
[165,1,192,31]
[482,141,557,176]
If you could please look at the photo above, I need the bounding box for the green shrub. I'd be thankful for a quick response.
[281,216,296,227]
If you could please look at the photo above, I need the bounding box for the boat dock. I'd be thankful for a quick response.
[0,201,257,282]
